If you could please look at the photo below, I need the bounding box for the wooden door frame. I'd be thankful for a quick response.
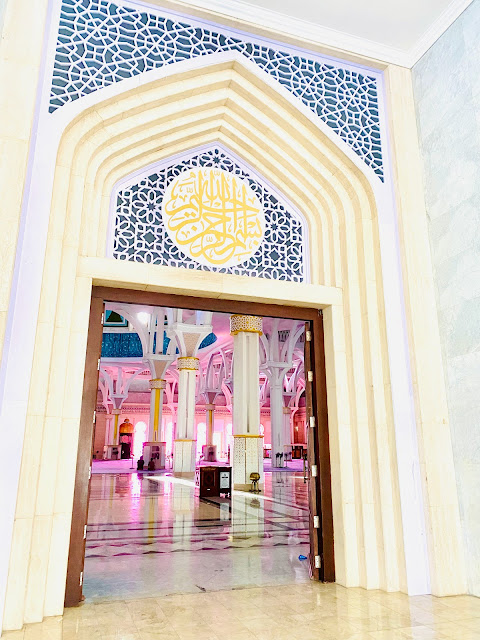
[64,285,334,606]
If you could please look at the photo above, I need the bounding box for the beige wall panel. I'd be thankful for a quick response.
[385,65,466,596]
[23,516,52,624]
[322,304,359,587]
[14,414,46,521]
[2,519,33,630]
[0,0,48,359]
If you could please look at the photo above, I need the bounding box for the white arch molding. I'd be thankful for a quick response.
[1,13,461,634]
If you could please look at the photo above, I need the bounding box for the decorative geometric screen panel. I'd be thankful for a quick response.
[101,331,217,357]
[52,0,383,179]
[113,147,306,282]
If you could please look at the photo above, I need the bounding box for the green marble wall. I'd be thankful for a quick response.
[413,0,480,596]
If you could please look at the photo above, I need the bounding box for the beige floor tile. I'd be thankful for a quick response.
[24,617,64,640]
[395,626,450,639]
[60,629,106,640]
[368,631,445,640]
[133,615,170,631]
[5,584,479,639]
[1,631,25,640]
[426,622,480,640]
[241,616,299,639]
[138,629,181,640]
[458,617,480,630]
[102,632,143,640]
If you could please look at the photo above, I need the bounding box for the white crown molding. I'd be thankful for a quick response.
[407,0,473,67]
[173,0,474,69]
[172,0,408,66]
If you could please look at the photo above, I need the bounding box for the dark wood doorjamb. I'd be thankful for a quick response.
[64,286,334,606]
[311,313,335,581]
[64,295,104,607]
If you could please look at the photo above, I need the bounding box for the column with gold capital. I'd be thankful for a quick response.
[230,315,264,491]
[173,357,199,476]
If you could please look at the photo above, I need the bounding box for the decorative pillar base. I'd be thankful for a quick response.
[232,435,263,492]
[173,439,196,477]
[143,442,166,470]
[103,444,122,460]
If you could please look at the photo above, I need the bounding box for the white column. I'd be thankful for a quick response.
[230,315,264,491]
[105,413,114,445]
[205,403,215,446]
[269,376,284,467]
[148,378,166,442]
[173,357,199,476]
[283,406,292,458]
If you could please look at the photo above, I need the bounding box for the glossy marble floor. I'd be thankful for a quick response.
[4,583,480,639]
[82,468,311,601]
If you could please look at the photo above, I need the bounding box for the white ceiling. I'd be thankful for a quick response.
[175,0,472,66]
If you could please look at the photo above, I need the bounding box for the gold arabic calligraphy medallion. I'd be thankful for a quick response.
[161,167,265,268]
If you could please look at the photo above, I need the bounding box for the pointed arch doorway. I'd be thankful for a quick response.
[64,285,334,606]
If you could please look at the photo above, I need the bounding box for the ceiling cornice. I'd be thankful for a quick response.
[407,0,473,67]
[173,0,406,65]
[173,0,474,68]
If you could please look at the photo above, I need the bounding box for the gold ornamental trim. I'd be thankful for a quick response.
[149,378,166,390]
[230,315,263,336]
[233,434,264,438]
[174,439,195,442]
[177,356,200,371]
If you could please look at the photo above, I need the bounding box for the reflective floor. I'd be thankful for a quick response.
[83,468,311,601]
[5,583,480,639]
[7,466,476,639]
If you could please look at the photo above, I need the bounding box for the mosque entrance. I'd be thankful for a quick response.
[64,286,333,606]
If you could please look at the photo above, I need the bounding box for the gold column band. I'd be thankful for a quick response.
[177,356,200,371]
[233,434,264,438]
[230,315,263,336]
[149,378,166,390]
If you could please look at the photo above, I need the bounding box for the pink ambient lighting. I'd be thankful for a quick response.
[165,422,173,457]
[133,421,147,459]
[196,422,206,459]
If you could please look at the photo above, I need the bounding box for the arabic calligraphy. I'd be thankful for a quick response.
[161,168,265,268]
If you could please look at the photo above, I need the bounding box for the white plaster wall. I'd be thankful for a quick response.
[413,0,480,596]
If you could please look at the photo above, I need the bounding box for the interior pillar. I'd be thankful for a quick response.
[269,374,284,466]
[283,406,293,459]
[173,357,199,477]
[104,413,114,446]
[148,378,166,442]
[230,315,264,491]
[112,409,121,445]
[205,403,215,445]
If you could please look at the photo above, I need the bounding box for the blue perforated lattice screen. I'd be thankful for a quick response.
[51,0,383,179]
